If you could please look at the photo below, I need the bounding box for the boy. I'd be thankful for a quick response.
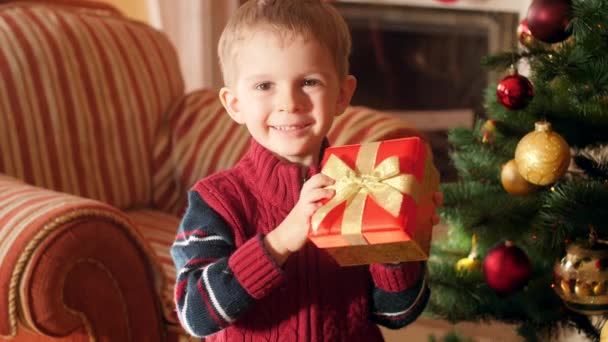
[171,0,441,340]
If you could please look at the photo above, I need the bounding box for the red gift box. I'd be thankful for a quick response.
[308,137,440,266]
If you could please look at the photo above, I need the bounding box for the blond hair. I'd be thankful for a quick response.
[218,0,351,86]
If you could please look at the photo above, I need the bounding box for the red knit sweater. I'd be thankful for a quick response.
[171,139,429,341]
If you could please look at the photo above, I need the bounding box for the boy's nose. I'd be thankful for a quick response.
[277,88,303,113]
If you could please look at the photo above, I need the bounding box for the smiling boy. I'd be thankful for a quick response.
[170,0,440,341]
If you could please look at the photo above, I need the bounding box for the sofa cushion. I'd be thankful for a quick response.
[152,89,250,214]
[125,209,181,325]
[0,3,184,209]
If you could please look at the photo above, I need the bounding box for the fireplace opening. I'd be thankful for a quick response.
[335,3,518,181]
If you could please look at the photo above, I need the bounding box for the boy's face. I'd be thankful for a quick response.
[220,30,356,166]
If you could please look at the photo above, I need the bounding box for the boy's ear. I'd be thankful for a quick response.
[219,87,245,124]
[336,75,357,115]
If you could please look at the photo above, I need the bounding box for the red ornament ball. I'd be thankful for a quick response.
[483,241,533,295]
[526,0,572,44]
[496,70,534,110]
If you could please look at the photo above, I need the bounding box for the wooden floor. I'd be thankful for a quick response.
[380,318,591,341]
[380,318,522,342]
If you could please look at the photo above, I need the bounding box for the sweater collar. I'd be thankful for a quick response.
[236,138,327,209]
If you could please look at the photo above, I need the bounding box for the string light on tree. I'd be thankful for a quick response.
[496,67,535,110]
[514,121,571,186]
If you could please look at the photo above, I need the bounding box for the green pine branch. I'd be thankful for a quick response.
[428,0,608,338]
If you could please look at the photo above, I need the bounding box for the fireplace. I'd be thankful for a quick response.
[334,2,518,181]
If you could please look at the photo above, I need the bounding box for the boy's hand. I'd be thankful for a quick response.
[264,173,335,265]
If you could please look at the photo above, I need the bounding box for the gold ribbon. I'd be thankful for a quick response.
[311,142,421,246]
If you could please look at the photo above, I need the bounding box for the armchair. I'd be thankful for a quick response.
[0,2,422,341]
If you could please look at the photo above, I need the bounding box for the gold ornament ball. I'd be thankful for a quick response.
[456,257,481,273]
[520,31,544,50]
[501,159,538,195]
[554,241,608,315]
[517,18,547,50]
[515,121,570,186]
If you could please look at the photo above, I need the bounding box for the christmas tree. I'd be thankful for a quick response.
[428,0,608,340]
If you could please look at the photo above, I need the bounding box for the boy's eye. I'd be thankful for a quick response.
[255,82,272,91]
[303,79,320,87]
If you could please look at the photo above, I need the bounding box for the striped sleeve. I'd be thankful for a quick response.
[368,261,430,329]
[170,190,285,338]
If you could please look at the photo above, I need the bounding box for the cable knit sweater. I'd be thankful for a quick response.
[170,139,430,341]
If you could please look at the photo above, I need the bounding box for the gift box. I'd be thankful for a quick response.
[308,137,440,266]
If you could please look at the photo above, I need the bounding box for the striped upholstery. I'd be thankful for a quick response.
[0,174,163,338]
[125,209,182,325]
[152,89,421,215]
[0,3,184,210]
[152,89,249,215]
[330,106,421,145]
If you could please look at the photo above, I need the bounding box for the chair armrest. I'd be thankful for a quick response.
[152,90,424,215]
[0,175,165,341]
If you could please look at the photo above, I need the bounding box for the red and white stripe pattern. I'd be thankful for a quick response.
[0,174,162,338]
[329,106,421,146]
[152,89,250,215]
[0,3,184,210]
[124,209,182,324]
[152,92,421,215]
[124,208,236,329]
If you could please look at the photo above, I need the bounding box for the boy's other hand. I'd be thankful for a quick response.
[264,173,335,265]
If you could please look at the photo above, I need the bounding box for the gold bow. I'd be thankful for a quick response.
[310,142,420,245]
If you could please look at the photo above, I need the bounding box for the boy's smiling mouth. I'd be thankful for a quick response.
[270,124,312,132]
